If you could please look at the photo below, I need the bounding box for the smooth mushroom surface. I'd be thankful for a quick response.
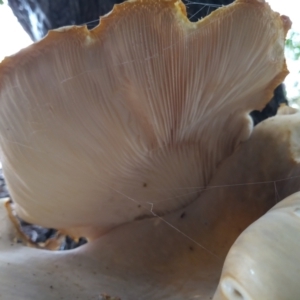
[0,0,298,299]
[214,191,300,300]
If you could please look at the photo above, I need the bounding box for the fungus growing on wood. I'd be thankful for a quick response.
[0,0,298,299]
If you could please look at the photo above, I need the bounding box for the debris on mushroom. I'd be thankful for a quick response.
[100,294,121,300]
[5,199,87,250]
[0,0,296,299]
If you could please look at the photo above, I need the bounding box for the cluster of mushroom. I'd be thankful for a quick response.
[0,0,299,299]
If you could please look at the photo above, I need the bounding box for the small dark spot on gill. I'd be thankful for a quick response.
[134,214,149,221]
[189,246,194,251]
[180,212,186,219]
[143,183,147,187]
[138,205,141,208]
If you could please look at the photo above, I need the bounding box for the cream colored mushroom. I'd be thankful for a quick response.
[0,0,289,239]
[0,0,297,299]
[211,106,300,300]
[213,192,300,300]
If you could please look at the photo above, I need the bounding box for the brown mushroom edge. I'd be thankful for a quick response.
[4,199,87,250]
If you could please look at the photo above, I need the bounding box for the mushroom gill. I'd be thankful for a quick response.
[0,0,298,299]
[0,0,289,238]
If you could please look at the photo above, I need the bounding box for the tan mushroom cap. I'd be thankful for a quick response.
[0,0,290,239]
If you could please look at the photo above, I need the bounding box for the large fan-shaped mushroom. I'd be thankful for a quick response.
[0,0,298,299]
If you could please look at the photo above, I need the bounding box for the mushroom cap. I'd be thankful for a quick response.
[0,0,290,238]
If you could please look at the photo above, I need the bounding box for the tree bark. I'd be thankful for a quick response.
[8,0,233,41]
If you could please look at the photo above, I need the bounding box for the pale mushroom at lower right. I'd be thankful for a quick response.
[212,109,300,300]
[214,192,300,300]
[210,103,300,299]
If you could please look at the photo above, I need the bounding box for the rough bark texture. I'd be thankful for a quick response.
[251,84,288,126]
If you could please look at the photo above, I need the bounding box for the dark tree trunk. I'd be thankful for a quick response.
[7,0,124,41]
[8,0,233,41]
[7,0,288,124]
[251,84,288,126]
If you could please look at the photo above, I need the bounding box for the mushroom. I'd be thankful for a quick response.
[0,0,297,299]
[211,106,300,299]
[214,191,300,300]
